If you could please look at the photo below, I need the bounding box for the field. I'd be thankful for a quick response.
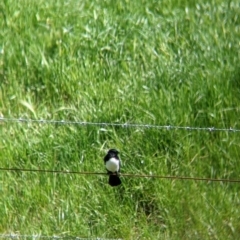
[0,0,240,239]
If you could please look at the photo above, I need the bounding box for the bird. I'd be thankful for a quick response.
[104,149,121,186]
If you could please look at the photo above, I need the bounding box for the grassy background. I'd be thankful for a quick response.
[0,0,240,239]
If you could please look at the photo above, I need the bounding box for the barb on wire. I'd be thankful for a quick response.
[0,167,239,183]
[0,117,239,132]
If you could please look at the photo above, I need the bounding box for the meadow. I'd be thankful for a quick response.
[0,0,240,239]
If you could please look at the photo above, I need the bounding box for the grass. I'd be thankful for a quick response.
[0,0,240,239]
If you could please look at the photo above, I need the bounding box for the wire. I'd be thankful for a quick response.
[0,234,121,240]
[0,117,239,132]
[0,167,239,183]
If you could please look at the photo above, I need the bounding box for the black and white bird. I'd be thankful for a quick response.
[104,149,121,187]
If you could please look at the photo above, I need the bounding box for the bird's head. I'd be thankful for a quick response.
[108,149,119,155]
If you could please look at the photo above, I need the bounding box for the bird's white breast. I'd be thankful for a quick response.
[106,158,119,172]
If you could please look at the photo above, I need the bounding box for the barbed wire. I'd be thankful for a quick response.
[0,167,239,183]
[0,117,240,132]
[0,234,121,240]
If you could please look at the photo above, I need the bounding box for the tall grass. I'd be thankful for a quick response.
[0,0,240,239]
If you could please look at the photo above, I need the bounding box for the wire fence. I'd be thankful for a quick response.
[1,117,240,184]
[0,119,239,239]
[0,167,239,183]
[0,117,240,132]
[0,234,121,240]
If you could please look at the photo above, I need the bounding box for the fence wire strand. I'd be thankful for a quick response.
[0,117,240,132]
[0,234,121,240]
[0,167,239,183]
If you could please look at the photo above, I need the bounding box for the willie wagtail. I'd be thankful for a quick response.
[104,149,121,186]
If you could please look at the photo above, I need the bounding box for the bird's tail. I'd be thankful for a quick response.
[109,174,121,187]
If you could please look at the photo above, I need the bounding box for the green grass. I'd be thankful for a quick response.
[1,0,240,239]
